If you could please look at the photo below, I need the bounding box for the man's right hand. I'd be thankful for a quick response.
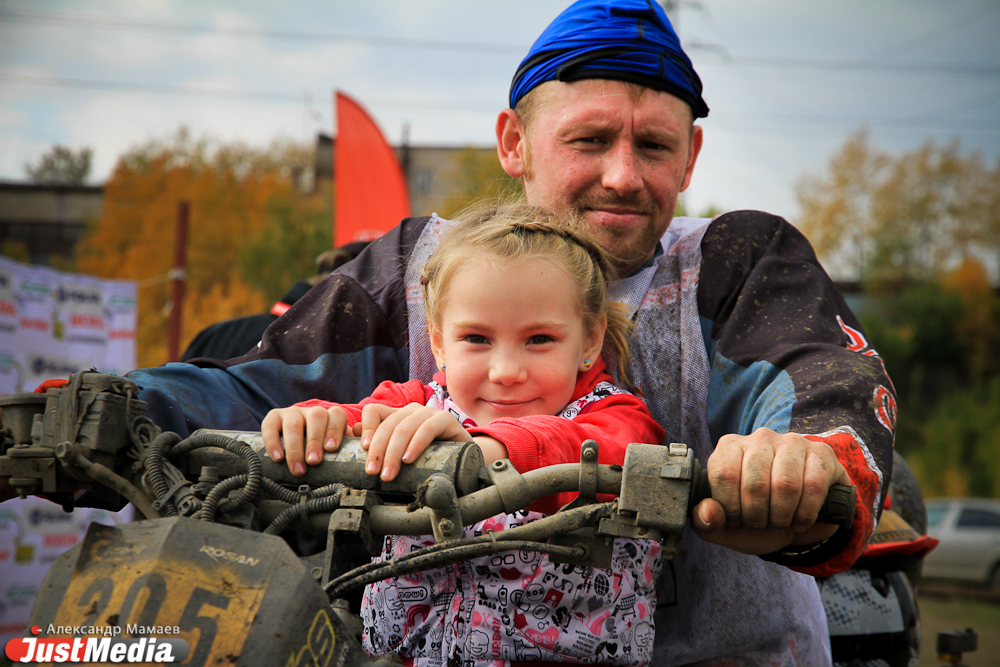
[690,427,850,555]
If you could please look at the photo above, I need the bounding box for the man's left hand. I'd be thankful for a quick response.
[690,427,850,555]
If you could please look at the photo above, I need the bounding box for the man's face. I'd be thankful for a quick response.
[498,79,702,276]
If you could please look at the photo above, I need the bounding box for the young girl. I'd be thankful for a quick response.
[263,200,666,666]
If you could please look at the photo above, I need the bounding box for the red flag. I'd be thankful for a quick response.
[334,91,411,246]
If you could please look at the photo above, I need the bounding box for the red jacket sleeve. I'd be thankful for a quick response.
[295,379,430,425]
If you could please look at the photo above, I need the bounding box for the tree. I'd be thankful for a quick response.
[0,240,29,263]
[436,147,522,219]
[75,128,325,367]
[238,181,333,304]
[25,145,93,185]
[795,130,888,281]
[803,133,1000,499]
[796,130,1000,289]
[675,201,724,219]
[857,263,1000,498]
[942,258,1000,383]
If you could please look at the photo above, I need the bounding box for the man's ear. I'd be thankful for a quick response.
[679,124,704,193]
[580,315,608,372]
[496,108,526,178]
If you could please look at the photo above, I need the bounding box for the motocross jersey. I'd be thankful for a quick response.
[129,210,894,666]
[295,359,666,665]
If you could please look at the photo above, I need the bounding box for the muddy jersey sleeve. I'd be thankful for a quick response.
[127,217,431,437]
[698,210,894,575]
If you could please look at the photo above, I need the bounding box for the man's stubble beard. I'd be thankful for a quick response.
[578,205,664,278]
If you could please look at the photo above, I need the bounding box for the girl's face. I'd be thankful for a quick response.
[429,254,605,426]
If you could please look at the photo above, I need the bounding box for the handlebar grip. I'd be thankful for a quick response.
[817,483,856,528]
[689,461,856,528]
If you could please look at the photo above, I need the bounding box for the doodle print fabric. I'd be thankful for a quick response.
[362,518,660,666]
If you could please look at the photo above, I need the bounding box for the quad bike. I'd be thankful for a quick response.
[0,372,856,666]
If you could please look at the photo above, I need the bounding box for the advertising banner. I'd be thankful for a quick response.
[0,255,137,645]
[0,256,136,394]
[0,499,135,647]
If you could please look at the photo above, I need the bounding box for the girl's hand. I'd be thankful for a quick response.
[359,403,475,481]
[261,405,353,476]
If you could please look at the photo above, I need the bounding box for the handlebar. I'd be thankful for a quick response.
[0,371,863,667]
[191,431,855,534]
[0,373,856,585]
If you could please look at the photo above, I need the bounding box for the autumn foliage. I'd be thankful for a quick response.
[797,129,1000,288]
[796,129,1000,498]
[76,129,331,368]
[435,147,522,219]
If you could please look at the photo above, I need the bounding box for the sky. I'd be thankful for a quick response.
[2,0,998,225]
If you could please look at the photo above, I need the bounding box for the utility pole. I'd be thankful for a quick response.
[167,200,189,363]
[400,122,411,185]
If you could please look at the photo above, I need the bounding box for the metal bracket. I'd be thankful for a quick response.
[601,442,696,559]
[550,440,613,568]
[485,459,531,515]
[419,474,464,543]
[577,439,599,504]
[321,488,381,588]
[1,445,59,496]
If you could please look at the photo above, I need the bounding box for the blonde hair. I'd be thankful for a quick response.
[420,198,633,382]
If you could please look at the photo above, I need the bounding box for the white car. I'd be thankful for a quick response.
[923,497,1000,589]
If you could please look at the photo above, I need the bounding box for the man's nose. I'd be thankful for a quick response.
[488,354,528,386]
[601,141,642,194]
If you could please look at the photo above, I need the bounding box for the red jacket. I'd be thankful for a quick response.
[296,357,665,513]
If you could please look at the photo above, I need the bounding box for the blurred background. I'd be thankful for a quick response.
[1,1,999,660]
[2,0,999,495]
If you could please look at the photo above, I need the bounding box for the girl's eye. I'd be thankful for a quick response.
[528,335,554,345]
[463,335,488,345]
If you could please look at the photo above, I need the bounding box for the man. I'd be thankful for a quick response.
[129,1,892,664]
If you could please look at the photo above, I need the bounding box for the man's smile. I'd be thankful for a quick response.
[585,207,649,228]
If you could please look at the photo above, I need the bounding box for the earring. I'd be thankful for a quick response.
[440,363,446,372]
[583,359,592,369]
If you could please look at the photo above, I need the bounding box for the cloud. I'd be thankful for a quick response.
[1,0,996,225]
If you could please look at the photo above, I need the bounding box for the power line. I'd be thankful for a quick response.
[1,72,304,103]
[3,9,998,77]
[5,71,996,132]
[705,56,1000,78]
[871,1,998,60]
[0,72,502,112]
[713,113,1000,134]
[0,10,526,55]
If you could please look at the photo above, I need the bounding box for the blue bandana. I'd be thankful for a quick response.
[510,0,708,118]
